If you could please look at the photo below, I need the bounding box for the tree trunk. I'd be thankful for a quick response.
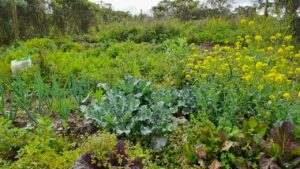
[264,0,269,17]
[11,0,19,40]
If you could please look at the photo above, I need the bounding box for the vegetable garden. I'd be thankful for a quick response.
[0,16,300,169]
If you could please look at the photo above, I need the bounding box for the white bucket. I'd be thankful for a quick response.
[11,57,33,75]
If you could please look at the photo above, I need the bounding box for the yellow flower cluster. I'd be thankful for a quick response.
[263,72,287,84]
[284,35,293,41]
[255,35,263,41]
[184,30,300,102]
[241,19,255,26]
[283,92,291,100]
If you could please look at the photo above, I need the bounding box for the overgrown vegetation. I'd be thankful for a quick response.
[0,0,299,168]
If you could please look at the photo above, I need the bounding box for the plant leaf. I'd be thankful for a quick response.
[248,117,258,129]
[141,126,152,135]
[152,137,168,150]
[270,121,298,154]
[183,144,197,165]
[209,160,222,169]
[259,156,280,169]
[222,141,237,151]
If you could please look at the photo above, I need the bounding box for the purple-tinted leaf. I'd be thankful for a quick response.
[278,156,300,168]
[260,140,269,149]
[270,121,298,154]
[71,153,102,169]
[217,131,227,141]
[259,155,281,169]
[222,141,237,151]
[209,160,222,169]
[196,148,207,159]
[71,141,144,169]
[130,158,144,169]
[109,141,129,166]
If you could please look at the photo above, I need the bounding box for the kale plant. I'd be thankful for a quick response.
[81,76,199,138]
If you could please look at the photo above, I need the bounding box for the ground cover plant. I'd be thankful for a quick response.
[0,1,300,168]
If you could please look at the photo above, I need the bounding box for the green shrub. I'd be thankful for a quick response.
[9,118,80,169]
[0,118,27,161]
[194,19,237,44]
[23,38,56,51]
[44,38,189,86]
[61,41,84,52]
[74,132,147,168]
[80,132,117,163]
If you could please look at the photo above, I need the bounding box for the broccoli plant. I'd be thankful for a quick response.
[81,76,178,138]
[81,75,200,138]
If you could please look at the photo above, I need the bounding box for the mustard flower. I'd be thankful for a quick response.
[248,20,255,26]
[257,84,264,91]
[242,74,253,82]
[269,95,276,100]
[255,35,263,41]
[242,65,250,72]
[276,33,282,38]
[283,92,291,100]
[270,36,277,42]
[185,74,191,79]
[255,62,268,70]
[241,19,247,24]
[267,47,274,51]
[246,39,251,44]
[201,74,208,78]
[284,35,292,41]
[256,49,265,53]
[187,63,194,68]
[285,45,294,51]
[188,57,194,62]
[277,48,284,54]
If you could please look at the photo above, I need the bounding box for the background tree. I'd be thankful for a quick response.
[19,0,51,38]
[11,0,19,40]
[275,0,300,37]
[255,0,275,17]
[49,0,105,34]
[152,0,199,20]
[234,6,257,18]
[152,0,170,18]
[0,0,13,44]
[0,0,27,43]
[152,0,232,20]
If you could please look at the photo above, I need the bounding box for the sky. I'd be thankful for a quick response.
[90,0,255,15]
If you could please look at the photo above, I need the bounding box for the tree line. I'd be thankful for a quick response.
[152,0,300,37]
[0,0,131,44]
[0,0,299,45]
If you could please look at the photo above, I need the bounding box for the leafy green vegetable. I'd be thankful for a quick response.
[82,76,177,137]
[260,121,300,169]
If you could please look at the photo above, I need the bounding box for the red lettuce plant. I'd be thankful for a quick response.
[260,121,300,169]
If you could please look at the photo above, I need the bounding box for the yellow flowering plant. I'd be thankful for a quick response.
[183,25,300,125]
